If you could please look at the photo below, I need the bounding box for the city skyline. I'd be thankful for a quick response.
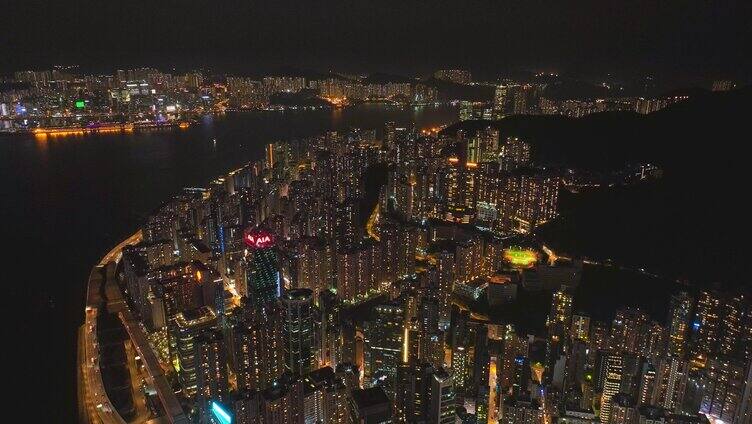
[4,2,751,424]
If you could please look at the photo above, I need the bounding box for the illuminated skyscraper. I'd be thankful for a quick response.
[498,137,530,172]
[319,289,342,368]
[443,157,477,223]
[700,357,744,422]
[610,308,649,355]
[609,394,638,424]
[242,228,281,306]
[570,314,591,343]
[493,85,509,119]
[281,288,316,376]
[547,290,573,342]
[599,352,624,424]
[233,303,285,391]
[380,220,418,282]
[260,377,304,424]
[720,294,744,359]
[335,241,377,303]
[295,236,333,297]
[666,292,693,358]
[195,330,229,406]
[651,356,688,410]
[512,355,531,397]
[636,363,656,405]
[451,345,470,393]
[365,302,405,392]
[433,246,456,329]
[496,169,559,233]
[429,368,456,424]
[737,360,752,424]
[171,306,219,398]
[690,291,722,362]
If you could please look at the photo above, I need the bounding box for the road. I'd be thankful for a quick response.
[82,294,128,424]
[81,229,189,424]
[78,325,96,424]
[124,340,151,423]
[80,231,150,424]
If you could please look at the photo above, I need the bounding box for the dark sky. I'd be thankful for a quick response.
[4,0,751,80]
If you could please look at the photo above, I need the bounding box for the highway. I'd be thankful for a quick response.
[82,269,128,424]
[80,230,189,424]
[124,340,151,422]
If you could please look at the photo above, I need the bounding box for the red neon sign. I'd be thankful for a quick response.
[244,229,275,249]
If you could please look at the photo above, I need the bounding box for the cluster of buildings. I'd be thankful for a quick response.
[3,65,737,134]
[107,122,562,423]
[385,125,558,233]
[4,66,212,128]
[460,84,691,121]
[100,118,752,424]
[0,67,439,131]
[226,74,438,109]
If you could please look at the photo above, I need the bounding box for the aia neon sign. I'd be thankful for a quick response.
[244,229,275,249]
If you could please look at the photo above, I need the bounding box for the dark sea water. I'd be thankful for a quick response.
[0,104,458,422]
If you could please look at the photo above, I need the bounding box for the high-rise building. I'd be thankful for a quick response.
[242,228,281,306]
[494,85,509,119]
[700,357,745,422]
[570,314,591,343]
[336,240,377,303]
[234,389,261,424]
[690,291,722,362]
[349,386,393,424]
[637,363,657,406]
[651,356,688,411]
[429,368,456,424]
[260,377,304,424]
[609,393,638,424]
[499,137,531,171]
[195,330,229,406]
[496,169,559,233]
[295,236,333,297]
[434,246,456,329]
[737,360,752,424]
[319,289,342,368]
[170,306,219,398]
[380,220,418,282]
[501,396,543,424]
[611,308,650,355]
[547,290,574,342]
[281,288,316,376]
[599,352,624,424]
[443,157,478,223]
[720,294,744,359]
[666,292,693,358]
[233,303,285,391]
[365,302,405,390]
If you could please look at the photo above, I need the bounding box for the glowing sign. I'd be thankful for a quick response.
[211,401,232,424]
[75,100,85,109]
[502,247,538,268]
[243,229,275,249]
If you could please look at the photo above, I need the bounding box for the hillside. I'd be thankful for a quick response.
[446,87,751,288]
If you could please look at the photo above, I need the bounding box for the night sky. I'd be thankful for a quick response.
[5,0,751,80]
